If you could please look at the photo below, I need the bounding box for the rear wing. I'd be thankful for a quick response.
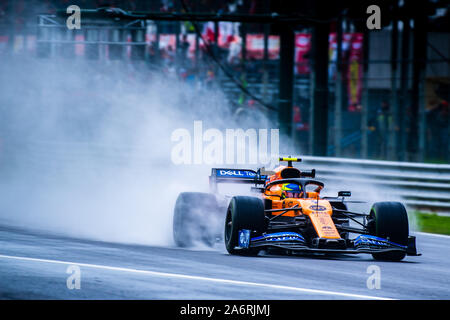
[209,168,267,193]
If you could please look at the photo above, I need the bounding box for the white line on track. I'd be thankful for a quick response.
[0,253,392,300]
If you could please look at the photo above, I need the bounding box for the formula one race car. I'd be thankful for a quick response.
[173,157,420,261]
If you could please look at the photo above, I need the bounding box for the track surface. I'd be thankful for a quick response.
[0,224,449,300]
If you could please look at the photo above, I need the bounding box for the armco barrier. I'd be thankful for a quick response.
[2,140,449,215]
[301,156,450,215]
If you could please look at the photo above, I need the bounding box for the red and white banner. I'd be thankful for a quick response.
[295,33,311,75]
[244,35,280,60]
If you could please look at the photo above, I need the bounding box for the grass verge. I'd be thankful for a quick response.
[414,212,450,236]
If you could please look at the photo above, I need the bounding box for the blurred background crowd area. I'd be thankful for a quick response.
[0,0,449,163]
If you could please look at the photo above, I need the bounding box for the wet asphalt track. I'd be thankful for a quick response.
[0,224,449,300]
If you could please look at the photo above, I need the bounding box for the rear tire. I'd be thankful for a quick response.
[224,196,265,256]
[173,192,220,248]
[368,201,409,261]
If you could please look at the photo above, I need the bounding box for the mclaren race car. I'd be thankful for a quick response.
[173,157,420,261]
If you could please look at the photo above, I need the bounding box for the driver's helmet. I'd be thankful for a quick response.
[281,183,302,199]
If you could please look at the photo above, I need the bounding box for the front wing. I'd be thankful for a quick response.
[237,231,420,256]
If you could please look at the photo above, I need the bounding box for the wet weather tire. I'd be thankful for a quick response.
[368,201,409,261]
[173,192,219,248]
[225,196,265,256]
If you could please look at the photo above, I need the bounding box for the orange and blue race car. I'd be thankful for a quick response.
[173,157,420,261]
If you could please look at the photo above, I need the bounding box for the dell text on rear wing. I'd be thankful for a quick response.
[209,168,267,193]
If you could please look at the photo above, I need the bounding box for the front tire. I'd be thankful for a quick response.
[368,201,409,261]
[224,196,265,255]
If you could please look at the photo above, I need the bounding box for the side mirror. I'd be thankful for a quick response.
[300,169,315,178]
[338,191,351,197]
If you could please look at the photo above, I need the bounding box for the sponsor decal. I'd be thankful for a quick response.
[309,204,327,212]
[355,235,406,249]
[217,170,256,178]
[238,229,251,248]
[251,232,306,243]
